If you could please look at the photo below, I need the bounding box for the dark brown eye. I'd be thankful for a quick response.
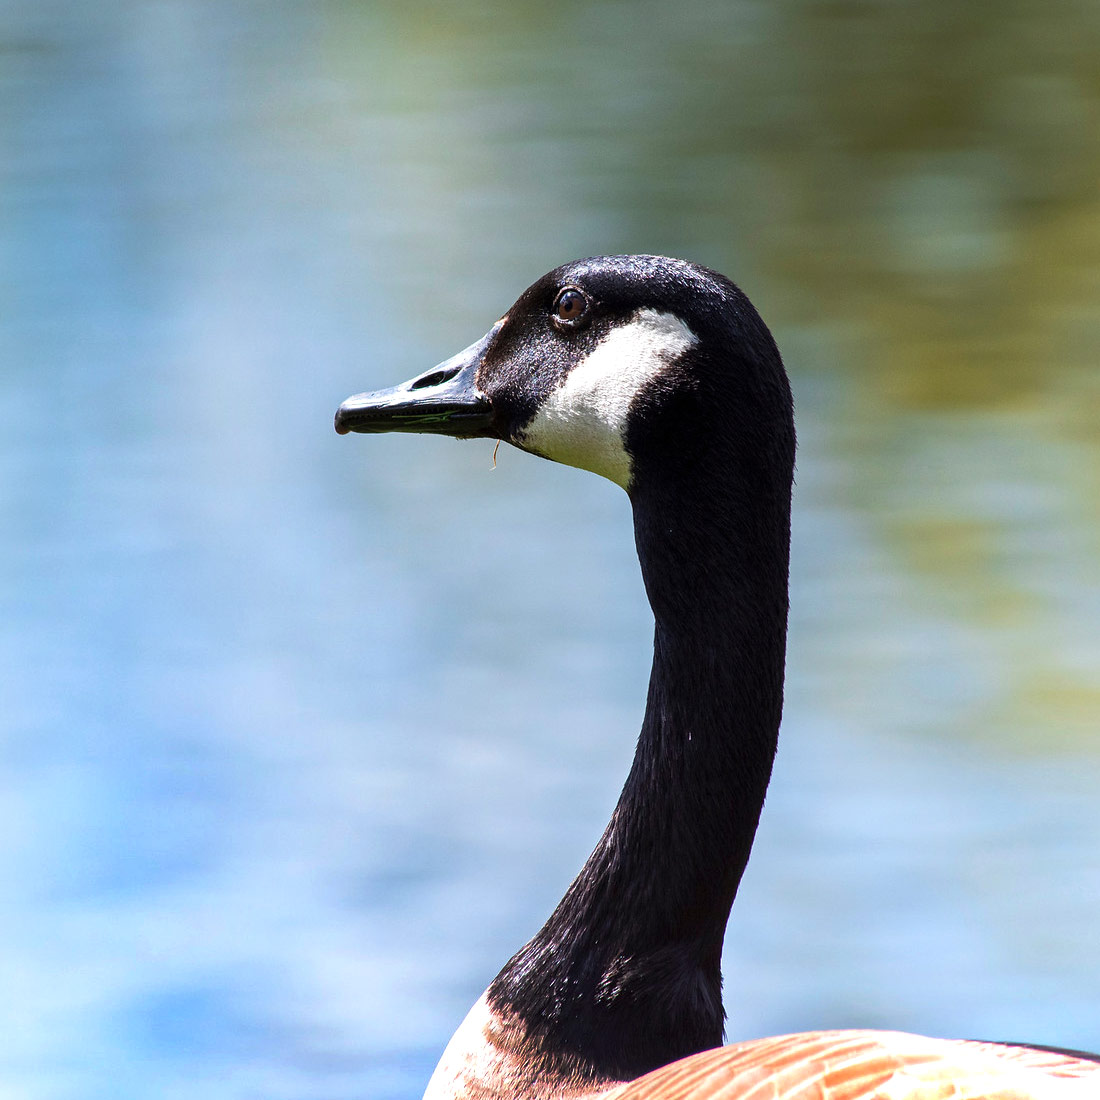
[552,288,589,326]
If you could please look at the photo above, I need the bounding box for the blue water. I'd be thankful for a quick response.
[2,3,1099,1097]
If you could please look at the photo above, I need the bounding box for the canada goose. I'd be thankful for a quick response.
[335,255,1100,1099]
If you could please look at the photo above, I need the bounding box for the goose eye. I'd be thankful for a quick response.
[552,288,589,327]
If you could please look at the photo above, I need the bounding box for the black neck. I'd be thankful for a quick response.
[488,402,794,1084]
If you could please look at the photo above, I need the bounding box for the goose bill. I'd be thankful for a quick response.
[334,328,497,438]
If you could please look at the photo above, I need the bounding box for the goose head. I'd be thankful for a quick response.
[335,254,792,502]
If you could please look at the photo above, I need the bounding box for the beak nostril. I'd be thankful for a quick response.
[411,365,462,390]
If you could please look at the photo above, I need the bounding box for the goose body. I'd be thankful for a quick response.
[335,255,1099,1100]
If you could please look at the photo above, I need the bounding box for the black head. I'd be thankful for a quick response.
[335,254,792,495]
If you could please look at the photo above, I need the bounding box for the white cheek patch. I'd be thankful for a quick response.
[520,309,697,488]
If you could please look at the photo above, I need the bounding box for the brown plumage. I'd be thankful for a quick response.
[600,1032,1100,1100]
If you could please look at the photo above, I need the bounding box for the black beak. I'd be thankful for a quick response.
[334,324,500,438]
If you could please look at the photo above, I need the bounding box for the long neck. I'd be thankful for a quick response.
[485,430,793,1088]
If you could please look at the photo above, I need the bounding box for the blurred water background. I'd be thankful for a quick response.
[2,1,1099,1097]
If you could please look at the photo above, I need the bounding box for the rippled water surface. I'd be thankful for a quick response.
[2,2,1099,1097]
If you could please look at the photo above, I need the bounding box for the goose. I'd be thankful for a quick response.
[334,255,1100,1100]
